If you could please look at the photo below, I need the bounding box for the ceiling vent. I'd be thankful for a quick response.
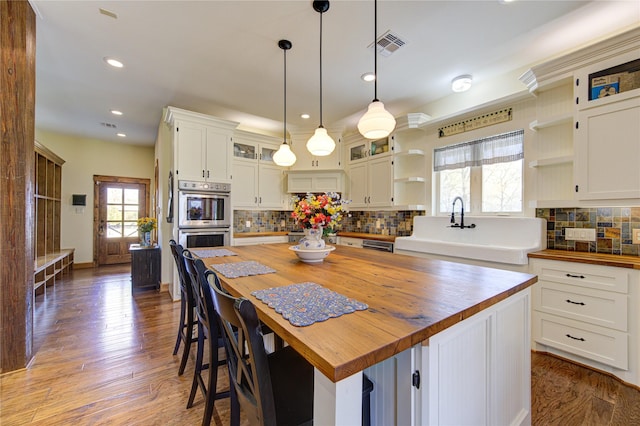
[370,31,407,57]
[101,122,117,128]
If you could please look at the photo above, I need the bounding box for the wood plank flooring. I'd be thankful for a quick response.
[2,265,640,425]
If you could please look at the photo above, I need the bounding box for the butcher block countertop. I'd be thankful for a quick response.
[529,249,640,269]
[337,232,396,242]
[202,243,536,381]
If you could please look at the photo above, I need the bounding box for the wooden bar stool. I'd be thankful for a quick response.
[169,240,198,375]
[183,252,230,426]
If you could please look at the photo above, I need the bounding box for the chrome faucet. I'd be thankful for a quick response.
[450,196,475,229]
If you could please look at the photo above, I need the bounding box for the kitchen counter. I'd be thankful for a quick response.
[201,243,536,424]
[529,249,640,269]
[337,231,396,242]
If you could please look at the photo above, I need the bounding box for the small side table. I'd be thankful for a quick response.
[129,244,161,293]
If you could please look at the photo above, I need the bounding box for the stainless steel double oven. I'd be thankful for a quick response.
[177,180,231,248]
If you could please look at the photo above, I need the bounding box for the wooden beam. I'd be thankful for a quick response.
[0,0,36,373]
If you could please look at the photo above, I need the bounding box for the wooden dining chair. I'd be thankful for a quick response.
[208,274,314,426]
[183,251,230,426]
[169,240,198,375]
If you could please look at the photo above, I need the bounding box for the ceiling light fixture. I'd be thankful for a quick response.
[357,0,396,140]
[104,57,124,68]
[361,72,376,82]
[306,0,336,157]
[110,109,123,115]
[300,113,310,119]
[116,133,126,137]
[273,39,297,167]
[451,74,473,92]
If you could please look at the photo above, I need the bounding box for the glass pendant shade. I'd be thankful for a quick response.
[357,100,396,139]
[306,127,335,156]
[273,142,297,166]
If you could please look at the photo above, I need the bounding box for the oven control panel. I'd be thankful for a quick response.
[178,180,230,193]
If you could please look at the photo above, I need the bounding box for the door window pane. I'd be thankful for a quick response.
[106,187,141,238]
[481,159,523,212]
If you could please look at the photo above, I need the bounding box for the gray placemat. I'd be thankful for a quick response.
[210,260,276,278]
[251,282,368,327]
[190,248,237,258]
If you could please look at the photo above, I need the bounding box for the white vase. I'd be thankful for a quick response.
[299,226,325,249]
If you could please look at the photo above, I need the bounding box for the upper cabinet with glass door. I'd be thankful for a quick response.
[348,137,392,164]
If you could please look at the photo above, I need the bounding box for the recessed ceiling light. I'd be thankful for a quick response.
[104,57,124,68]
[361,72,375,82]
[451,75,473,92]
[300,113,310,119]
[116,133,126,138]
[110,110,123,116]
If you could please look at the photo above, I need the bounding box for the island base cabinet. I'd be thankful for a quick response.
[422,289,531,426]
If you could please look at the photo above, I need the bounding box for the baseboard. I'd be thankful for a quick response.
[72,262,95,269]
[160,282,169,292]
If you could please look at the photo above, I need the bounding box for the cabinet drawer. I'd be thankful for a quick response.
[337,237,363,248]
[532,259,629,293]
[534,281,628,331]
[533,312,628,370]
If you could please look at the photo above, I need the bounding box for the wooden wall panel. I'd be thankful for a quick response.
[0,0,36,373]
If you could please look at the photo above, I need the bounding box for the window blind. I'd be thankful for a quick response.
[434,129,524,172]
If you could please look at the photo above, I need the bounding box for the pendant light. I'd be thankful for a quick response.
[306,0,336,157]
[273,39,297,167]
[357,0,396,140]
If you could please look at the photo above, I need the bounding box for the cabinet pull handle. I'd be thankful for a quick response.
[202,170,205,178]
[566,299,585,306]
[566,334,585,342]
[566,273,585,279]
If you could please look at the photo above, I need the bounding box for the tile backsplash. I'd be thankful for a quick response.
[234,210,423,236]
[536,207,640,256]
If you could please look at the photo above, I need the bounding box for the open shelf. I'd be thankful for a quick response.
[529,113,573,131]
[528,155,574,168]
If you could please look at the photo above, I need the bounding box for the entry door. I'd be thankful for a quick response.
[95,176,150,265]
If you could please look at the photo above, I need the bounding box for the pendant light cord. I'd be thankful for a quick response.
[319,10,324,127]
[373,0,378,102]
[283,45,287,143]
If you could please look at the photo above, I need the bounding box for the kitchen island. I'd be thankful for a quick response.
[201,243,537,425]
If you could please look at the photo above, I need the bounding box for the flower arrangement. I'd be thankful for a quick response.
[137,217,157,233]
[291,192,348,230]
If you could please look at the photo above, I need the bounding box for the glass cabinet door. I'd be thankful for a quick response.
[349,142,368,162]
[370,137,390,157]
[260,146,277,164]
[233,142,256,160]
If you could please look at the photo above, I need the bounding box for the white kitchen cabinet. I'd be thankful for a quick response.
[348,156,393,209]
[288,129,343,171]
[530,258,640,386]
[232,131,286,210]
[574,95,640,200]
[165,107,238,183]
[423,289,531,426]
[286,170,343,194]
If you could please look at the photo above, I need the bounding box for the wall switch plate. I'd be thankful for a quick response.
[633,229,640,244]
[356,220,361,228]
[376,219,381,229]
[280,220,286,227]
[245,220,251,228]
[565,228,596,241]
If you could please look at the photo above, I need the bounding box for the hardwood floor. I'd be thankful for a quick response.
[2,265,640,425]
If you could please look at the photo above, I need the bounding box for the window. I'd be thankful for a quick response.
[434,130,523,214]
[106,187,140,238]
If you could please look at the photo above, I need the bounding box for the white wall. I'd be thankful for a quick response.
[34,129,155,264]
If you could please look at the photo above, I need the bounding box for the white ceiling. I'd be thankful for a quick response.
[31,0,640,146]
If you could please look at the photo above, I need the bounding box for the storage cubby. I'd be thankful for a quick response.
[33,141,74,297]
